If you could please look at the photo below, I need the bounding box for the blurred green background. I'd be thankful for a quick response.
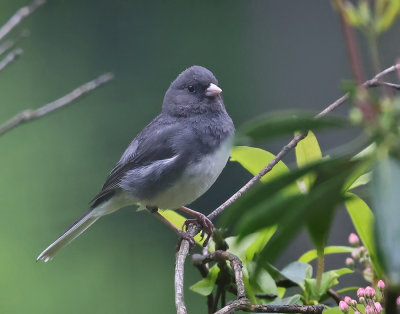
[0,1,399,313]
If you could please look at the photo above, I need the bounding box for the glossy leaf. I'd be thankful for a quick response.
[298,246,355,264]
[280,261,312,288]
[239,112,347,142]
[345,193,382,277]
[372,156,400,284]
[295,131,322,190]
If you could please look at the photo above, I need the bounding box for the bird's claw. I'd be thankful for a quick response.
[176,229,196,251]
[182,214,214,247]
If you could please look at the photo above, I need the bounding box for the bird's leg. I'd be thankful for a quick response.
[147,206,195,249]
[180,206,214,247]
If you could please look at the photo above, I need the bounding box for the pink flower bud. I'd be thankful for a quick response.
[365,305,373,314]
[357,288,365,297]
[359,297,365,304]
[374,302,383,313]
[365,286,376,298]
[339,300,349,312]
[377,280,385,290]
[349,233,360,246]
[396,296,400,306]
[351,299,358,306]
[345,257,355,267]
[344,296,352,304]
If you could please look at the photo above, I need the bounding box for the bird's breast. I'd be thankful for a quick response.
[145,138,233,209]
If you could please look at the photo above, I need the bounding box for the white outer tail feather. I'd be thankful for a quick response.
[36,192,135,262]
[36,211,100,262]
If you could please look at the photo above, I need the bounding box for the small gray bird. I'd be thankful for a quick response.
[37,65,235,262]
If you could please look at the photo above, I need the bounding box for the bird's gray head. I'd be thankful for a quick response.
[162,66,225,117]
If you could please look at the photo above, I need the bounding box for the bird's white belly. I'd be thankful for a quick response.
[146,139,232,209]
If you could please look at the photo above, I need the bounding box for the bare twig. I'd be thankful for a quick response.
[214,299,324,314]
[0,48,22,72]
[0,0,45,42]
[0,73,114,137]
[192,250,245,299]
[174,63,400,314]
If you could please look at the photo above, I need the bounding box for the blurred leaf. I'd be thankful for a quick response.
[238,112,347,142]
[306,158,358,252]
[223,157,359,267]
[345,192,382,277]
[376,0,400,33]
[280,261,312,288]
[189,265,219,296]
[295,131,322,190]
[341,1,364,27]
[298,246,355,264]
[159,210,204,245]
[245,226,277,262]
[348,172,371,190]
[247,262,278,295]
[372,156,400,284]
[223,158,348,228]
[230,146,289,182]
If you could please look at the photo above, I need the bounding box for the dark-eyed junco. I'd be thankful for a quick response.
[37,65,235,262]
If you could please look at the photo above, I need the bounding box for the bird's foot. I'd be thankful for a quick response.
[176,229,195,251]
[183,214,214,247]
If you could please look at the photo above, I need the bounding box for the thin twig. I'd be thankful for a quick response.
[174,63,400,314]
[0,0,45,42]
[0,73,114,136]
[327,289,342,305]
[193,250,246,299]
[0,48,22,72]
[214,299,324,314]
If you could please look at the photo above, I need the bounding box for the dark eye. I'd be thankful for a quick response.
[187,85,195,93]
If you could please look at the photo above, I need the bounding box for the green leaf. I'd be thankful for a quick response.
[230,146,289,182]
[189,265,220,296]
[247,262,278,295]
[239,112,347,142]
[376,0,400,33]
[159,210,204,245]
[245,226,277,262]
[295,131,322,190]
[304,268,352,301]
[280,262,312,288]
[372,156,400,284]
[348,172,371,190]
[298,246,355,263]
[345,192,382,277]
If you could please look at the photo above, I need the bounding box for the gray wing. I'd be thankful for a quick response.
[90,116,194,207]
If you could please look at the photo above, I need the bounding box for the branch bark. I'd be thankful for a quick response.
[0,48,22,72]
[174,62,400,314]
[214,299,324,314]
[0,73,114,136]
[0,0,45,42]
